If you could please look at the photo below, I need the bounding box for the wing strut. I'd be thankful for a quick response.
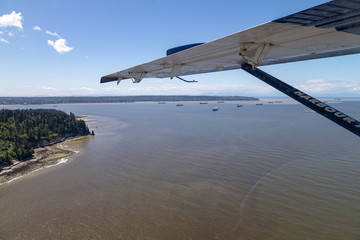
[240,63,360,137]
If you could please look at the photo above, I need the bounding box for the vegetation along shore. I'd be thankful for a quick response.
[0,109,92,183]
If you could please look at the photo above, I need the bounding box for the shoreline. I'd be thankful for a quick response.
[0,135,89,185]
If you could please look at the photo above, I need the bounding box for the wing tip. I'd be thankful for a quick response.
[100,76,118,84]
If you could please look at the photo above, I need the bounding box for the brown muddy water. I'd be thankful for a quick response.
[1,100,359,239]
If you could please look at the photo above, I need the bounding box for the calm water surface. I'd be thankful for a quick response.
[0,100,359,239]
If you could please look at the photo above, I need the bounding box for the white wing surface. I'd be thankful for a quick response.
[101,0,360,84]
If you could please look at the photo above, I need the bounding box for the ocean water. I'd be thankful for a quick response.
[0,99,359,239]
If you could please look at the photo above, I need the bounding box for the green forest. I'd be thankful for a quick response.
[0,109,90,167]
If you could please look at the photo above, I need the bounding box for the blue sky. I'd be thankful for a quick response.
[1,0,359,97]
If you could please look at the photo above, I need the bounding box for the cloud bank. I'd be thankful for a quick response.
[296,79,360,96]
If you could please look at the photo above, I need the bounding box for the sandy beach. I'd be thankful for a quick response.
[0,135,89,184]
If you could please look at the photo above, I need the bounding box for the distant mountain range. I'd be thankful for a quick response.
[0,96,258,105]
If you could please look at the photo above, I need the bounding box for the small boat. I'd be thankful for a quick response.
[200,102,208,104]
[158,102,166,104]
[237,104,242,107]
[212,107,219,111]
[176,104,183,107]
[217,101,225,103]
[256,103,263,106]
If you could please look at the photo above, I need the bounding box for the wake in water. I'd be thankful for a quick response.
[238,160,295,222]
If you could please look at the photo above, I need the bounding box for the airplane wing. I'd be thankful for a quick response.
[101,0,360,84]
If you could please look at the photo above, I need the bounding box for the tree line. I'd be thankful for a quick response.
[0,109,90,167]
[0,95,258,105]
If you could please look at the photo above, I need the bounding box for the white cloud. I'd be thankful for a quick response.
[48,38,73,54]
[297,79,360,95]
[69,87,97,94]
[0,37,9,44]
[0,11,23,29]
[42,86,58,91]
[307,79,326,83]
[33,26,42,31]
[8,31,14,37]
[0,31,3,34]
[45,30,60,38]
[79,87,94,91]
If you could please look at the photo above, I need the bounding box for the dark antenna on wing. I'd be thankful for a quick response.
[175,76,198,83]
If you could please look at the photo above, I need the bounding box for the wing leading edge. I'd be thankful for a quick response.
[101,0,360,84]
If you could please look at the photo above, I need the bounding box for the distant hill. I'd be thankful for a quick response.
[0,96,258,105]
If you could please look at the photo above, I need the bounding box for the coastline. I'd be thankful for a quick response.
[0,135,89,184]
